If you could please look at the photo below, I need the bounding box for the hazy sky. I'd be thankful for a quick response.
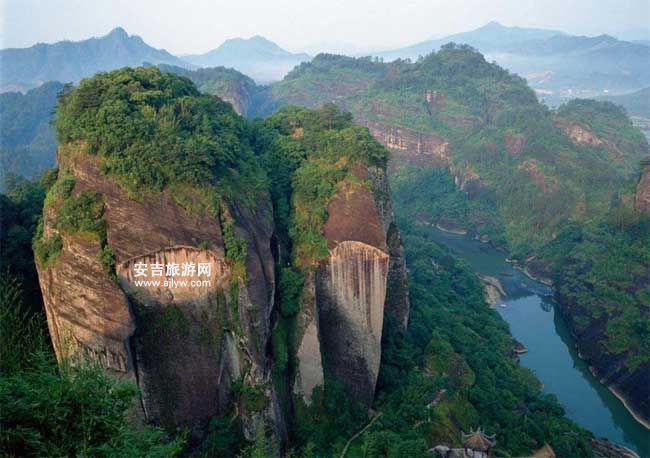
[1,0,649,54]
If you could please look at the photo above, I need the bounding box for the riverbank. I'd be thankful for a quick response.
[609,386,650,430]
[424,226,649,456]
[430,222,648,432]
[434,222,467,235]
[556,299,650,432]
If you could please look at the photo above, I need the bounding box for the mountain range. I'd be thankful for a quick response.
[3,47,648,457]
[2,20,650,458]
[2,22,648,100]
[374,21,650,99]
[376,21,563,59]
[0,81,64,188]
[0,27,187,92]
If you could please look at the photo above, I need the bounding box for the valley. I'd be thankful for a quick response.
[1,17,649,458]
[426,226,649,457]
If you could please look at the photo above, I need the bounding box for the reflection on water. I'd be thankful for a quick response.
[426,227,649,456]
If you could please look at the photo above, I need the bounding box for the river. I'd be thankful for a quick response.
[426,226,649,457]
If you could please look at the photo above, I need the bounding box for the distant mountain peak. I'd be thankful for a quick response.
[218,35,287,53]
[183,35,310,83]
[249,35,273,42]
[482,20,505,28]
[594,34,618,42]
[107,27,129,39]
[377,21,566,60]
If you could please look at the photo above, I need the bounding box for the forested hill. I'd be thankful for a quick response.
[260,46,648,254]
[597,87,650,118]
[155,63,263,117]
[374,22,650,94]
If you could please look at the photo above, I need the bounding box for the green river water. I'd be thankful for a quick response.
[426,226,649,457]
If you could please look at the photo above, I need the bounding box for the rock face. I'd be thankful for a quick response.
[293,165,410,406]
[38,228,135,377]
[316,241,389,405]
[520,159,558,194]
[453,169,483,199]
[356,116,488,202]
[635,166,650,213]
[216,80,254,116]
[590,438,640,458]
[293,273,323,404]
[504,131,525,156]
[554,118,604,148]
[425,90,448,110]
[477,274,506,306]
[357,117,450,172]
[553,117,648,167]
[555,285,650,428]
[36,144,278,437]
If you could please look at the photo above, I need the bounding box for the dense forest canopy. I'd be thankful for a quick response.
[54,67,254,195]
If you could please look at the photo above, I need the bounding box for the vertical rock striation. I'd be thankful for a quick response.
[635,165,650,213]
[293,164,410,407]
[316,241,389,405]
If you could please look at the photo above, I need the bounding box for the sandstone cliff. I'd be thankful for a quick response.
[635,164,650,213]
[357,117,450,173]
[36,143,279,438]
[293,165,409,407]
[555,293,650,427]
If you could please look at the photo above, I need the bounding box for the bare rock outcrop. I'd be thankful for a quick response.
[553,118,636,164]
[504,131,525,156]
[425,90,448,110]
[293,165,410,407]
[38,231,135,377]
[357,117,450,172]
[316,241,389,406]
[635,165,650,213]
[293,272,323,403]
[36,143,278,438]
[453,169,482,199]
[554,118,604,148]
[477,274,506,306]
[520,159,558,194]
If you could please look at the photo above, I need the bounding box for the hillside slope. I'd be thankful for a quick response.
[597,87,650,118]
[0,81,64,188]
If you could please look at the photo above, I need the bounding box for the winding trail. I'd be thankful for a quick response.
[340,412,383,458]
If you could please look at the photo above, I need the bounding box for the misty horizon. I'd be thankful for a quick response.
[2,0,649,55]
